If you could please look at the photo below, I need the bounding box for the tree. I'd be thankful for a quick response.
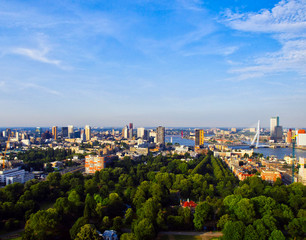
[287,217,306,239]
[269,230,285,240]
[70,217,88,240]
[234,198,255,224]
[112,216,123,231]
[217,214,231,230]
[75,224,100,240]
[133,218,155,240]
[120,233,136,240]
[193,201,212,231]
[244,224,259,240]
[124,208,135,226]
[222,221,245,240]
[23,209,59,240]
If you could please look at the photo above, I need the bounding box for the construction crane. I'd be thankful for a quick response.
[1,134,11,169]
[292,134,296,184]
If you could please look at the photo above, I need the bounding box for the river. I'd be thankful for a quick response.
[166,135,306,159]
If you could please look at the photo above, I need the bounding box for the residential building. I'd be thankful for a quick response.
[195,129,204,147]
[85,155,105,174]
[297,129,306,147]
[261,170,282,183]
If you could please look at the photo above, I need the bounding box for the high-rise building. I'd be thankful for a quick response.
[270,117,279,137]
[195,129,204,147]
[156,126,165,145]
[122,125,129,139]
[297,129,306,147]
[129,123,133,139]
[287,129,293,144]
[137,127,145,139]
[52,126,58,140]
[270,116,282,142]
[85,125,91,141]
[68,125,74,138]
[62,127,68,138]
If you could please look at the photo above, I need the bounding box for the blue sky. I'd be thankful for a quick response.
[0,0,305,128]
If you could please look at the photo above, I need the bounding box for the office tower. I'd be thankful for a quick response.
[270,116,282,142]
[129,123,133,139]
[85,125,91,141]
[195,129,204,147]
[270,117,279,138]
[68,125,74,138]
[80,130,86,141]
[137,127,145,139]
[122,125,129,139]
[156,126,165,145]
[52,126,58,140]
[74,130,81,139]
[62,127,68,138]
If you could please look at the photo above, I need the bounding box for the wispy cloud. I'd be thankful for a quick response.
[176,0,204,11]
[12,46,61,66]
[22,83,62,96]
[222,0,306,80]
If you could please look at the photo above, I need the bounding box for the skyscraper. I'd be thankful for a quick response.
[195,129,204,147]
[270,117,279,137]
[270,116,283,142]
[68,125,74,138]
[85,125,91,141]
[62,127,68,138]
[137,127,145,139]
[129,123,133,139]
[122,125,129,139]
[156,126,165,145]
[52,126,58,140]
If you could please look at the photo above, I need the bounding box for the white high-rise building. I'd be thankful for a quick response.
[270,116,282,142]
[122,125,129,139]
[68,125,74,138]
[270,117,279,137]
[137,127,145,139]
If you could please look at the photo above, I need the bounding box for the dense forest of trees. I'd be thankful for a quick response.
[0,151,305,239]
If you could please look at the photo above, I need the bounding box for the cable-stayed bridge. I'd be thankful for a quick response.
[250,120,269,148]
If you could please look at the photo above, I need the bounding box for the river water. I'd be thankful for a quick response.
[166,135,306,159]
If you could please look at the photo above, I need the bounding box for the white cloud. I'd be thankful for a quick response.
[222,0,306,80]
[12,46,61,66]
[223,0,306,33]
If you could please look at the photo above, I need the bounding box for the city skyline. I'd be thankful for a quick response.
[0,0,305,127]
